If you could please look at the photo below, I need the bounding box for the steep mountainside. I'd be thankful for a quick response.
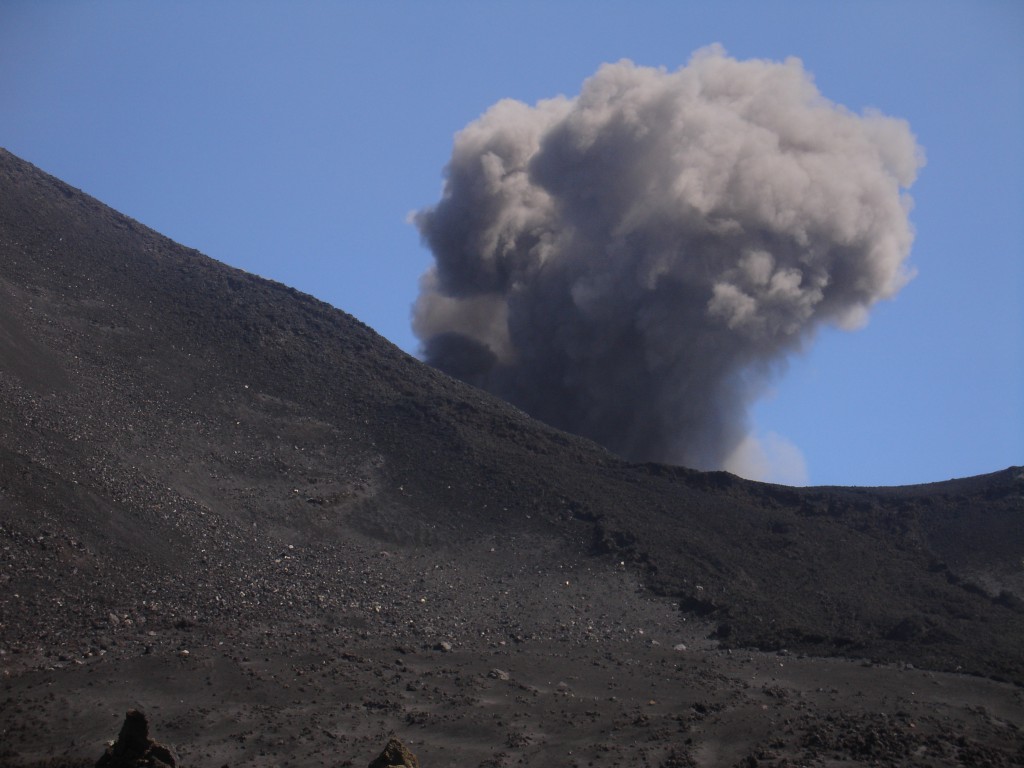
[1,148,1021,766]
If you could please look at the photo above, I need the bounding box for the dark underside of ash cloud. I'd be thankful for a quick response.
[414,46,924,473]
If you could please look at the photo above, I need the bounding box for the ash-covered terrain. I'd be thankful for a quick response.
[0,148,1022,766]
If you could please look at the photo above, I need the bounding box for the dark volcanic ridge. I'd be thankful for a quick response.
[1,148,1022,766]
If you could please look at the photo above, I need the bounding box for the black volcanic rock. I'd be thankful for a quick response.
[366,738,419,768]
[1,147,1022,766]
[95,711,177,768]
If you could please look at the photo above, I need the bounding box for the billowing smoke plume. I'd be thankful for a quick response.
[413,46,923,473]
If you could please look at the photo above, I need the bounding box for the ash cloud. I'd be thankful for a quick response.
[413,46,923,473]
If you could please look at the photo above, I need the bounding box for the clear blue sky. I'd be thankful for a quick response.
[2,1,1021,486]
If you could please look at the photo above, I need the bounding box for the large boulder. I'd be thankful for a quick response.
[367,737,420,768]
[95,710,178,768]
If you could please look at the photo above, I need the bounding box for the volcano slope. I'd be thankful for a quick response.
[1,147,1022,766]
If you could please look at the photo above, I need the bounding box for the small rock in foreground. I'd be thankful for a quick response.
[96,709,178,768]
[367,737,420,768]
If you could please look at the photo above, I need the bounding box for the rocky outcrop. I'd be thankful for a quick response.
[367,737,420,768]
[95,710,178,768]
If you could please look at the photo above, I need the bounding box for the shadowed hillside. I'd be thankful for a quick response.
[1,148,1021,766]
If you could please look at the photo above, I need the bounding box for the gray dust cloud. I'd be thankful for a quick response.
[414,46,923,474]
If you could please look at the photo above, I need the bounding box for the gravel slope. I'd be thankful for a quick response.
[1,147,1021,766]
